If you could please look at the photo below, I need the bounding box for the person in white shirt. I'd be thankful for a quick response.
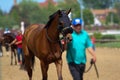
[4,28,11,34]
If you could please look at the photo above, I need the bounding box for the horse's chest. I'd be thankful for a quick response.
[38,43,62,63]
[48,44,61,59]
[47,51,62,63]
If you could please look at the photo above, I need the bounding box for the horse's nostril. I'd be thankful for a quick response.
[67,37,69,40]
[70,39,72,41]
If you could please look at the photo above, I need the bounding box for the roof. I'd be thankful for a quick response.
[91,9,117,16]
[39,0,57,7]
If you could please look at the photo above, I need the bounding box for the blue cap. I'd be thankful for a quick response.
[72,18,83,26]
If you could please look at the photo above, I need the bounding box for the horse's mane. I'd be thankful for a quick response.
[44,10,59,28]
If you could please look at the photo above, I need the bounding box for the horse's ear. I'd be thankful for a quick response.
[58,10,62,17]
[58,10,61,14]
[66,8,71,15]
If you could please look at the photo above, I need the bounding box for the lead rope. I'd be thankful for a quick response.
[84,59,94,73]
[63,39,99,78]
[85,59,99,79]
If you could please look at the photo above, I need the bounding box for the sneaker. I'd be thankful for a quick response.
[18,61,22,65]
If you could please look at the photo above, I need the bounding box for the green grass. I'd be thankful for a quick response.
[96,42,120,48]
[95,34,120,48]
[115,35,120,39]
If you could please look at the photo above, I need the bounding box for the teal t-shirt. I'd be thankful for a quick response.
[66,30,92,64]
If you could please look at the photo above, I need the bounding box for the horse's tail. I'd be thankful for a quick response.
[31,55,35,69]
[22,54,35,70]
[22,35,35,70]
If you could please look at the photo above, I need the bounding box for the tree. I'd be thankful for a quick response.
[57,0,94,25]
[83,0,111,9]
[18,0,41,25]
[0,9,4,28]
[0,15,16,28]
[18,0,58,25]
[9,5,21,25]
[57,0,80,18]
[114,2,120,18]
[39,2,58,24]
[0,9,3,16]
[106,12,120,24]
[83,9,94,25]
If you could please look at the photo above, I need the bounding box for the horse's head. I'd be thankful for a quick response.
[57,9,73,36]
[2,33,15,45]
[58,9,73,43]
[45,9,73,42]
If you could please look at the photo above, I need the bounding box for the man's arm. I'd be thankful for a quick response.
[10,39,17,45]
[15,40,22,45]
[87,47,96,63]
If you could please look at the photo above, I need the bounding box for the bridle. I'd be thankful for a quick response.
[46,11,72,43]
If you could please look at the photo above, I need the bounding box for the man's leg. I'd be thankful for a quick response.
[17,48,21,64]
[68,62,85,80]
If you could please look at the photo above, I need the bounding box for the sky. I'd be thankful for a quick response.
[0,0,46,13]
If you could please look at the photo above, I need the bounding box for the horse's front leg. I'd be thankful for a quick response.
[11,51,13,65]
[13,49,17,65]
[55,58,63,80]
[40,60,49,80]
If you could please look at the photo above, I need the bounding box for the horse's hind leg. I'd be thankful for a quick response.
[40,61,49,80]
[24,55,33,80]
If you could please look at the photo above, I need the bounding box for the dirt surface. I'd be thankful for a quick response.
[0,47,120,80]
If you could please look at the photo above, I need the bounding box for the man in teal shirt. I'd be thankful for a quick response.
[66,18,96,80]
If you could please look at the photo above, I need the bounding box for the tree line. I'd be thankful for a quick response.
[0,0,120,29]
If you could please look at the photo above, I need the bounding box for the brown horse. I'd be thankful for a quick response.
[22,9,73,80]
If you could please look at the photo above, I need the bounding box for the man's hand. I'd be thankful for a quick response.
[15,42,18,45]
[92,56,96,63]
[9,43,12,46]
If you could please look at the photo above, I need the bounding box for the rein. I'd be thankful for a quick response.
[46,28,60,43]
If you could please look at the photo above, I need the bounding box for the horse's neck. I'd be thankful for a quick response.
[47,18,59,41]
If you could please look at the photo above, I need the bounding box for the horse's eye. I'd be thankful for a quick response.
[59,14,62,17]
[59,22,62,25]
[59,21,64,25]
[67,37,69,40]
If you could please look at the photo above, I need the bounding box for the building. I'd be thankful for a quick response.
[39,0,57,7]
[91,9,117,25]
[91,9,117,21]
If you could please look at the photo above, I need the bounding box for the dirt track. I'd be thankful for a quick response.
[0,47,120,80]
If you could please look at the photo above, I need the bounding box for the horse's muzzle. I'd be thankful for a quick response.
[62,27,73,36]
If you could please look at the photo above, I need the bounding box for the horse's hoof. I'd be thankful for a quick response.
[15,62,17,65]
